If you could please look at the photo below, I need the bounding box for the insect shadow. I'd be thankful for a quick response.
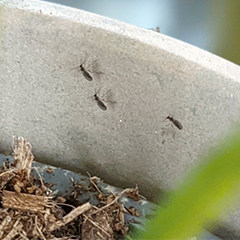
[160,116,182,143]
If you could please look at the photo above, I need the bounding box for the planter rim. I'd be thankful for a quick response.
[1,0,240,80]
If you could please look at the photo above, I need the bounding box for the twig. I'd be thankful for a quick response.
[32,215,38,237]
[93,188,129,214]
[0,169,16,177]
[2,190,49,213]
[57,203,76,209]
[49,202,92,232]
[36,224,47,240]
[18,229,30,240]
[49,238,75,240]
[32,167,46,190]
[3,219,23,240]
[83,214,111,238]
[96,231,106,239]
[13,136,34,179]
[87,172,102,193]
[0,216,11,238]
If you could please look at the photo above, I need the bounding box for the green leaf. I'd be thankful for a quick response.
[135,126,240,239]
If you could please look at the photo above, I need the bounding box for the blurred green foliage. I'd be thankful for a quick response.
[134,126,240,239]
[211,1,240,65]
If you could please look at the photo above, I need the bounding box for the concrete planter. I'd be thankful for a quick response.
[1,0,240,238]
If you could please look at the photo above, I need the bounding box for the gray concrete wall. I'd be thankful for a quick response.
[1,0,240,237]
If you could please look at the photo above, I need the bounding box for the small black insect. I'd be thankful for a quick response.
[79,64,93,81]
[166,116,183,130]
[148,27,160,33]
[94,93,107,111]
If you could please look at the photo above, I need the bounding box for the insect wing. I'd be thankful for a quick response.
[173,120,183,130]
[83,70,93,81]
[97,100,107,111]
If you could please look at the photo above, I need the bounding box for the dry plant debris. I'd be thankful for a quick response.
[0,137,142,239]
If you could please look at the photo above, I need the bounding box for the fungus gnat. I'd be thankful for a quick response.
[79,64,93,81]
[77,59,103,81]
[71,59,97,81]
[94,93,107,111]
[148,27,160,33]
[166,116,183,130]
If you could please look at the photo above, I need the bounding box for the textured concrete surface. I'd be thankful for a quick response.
[1,0,240,237]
